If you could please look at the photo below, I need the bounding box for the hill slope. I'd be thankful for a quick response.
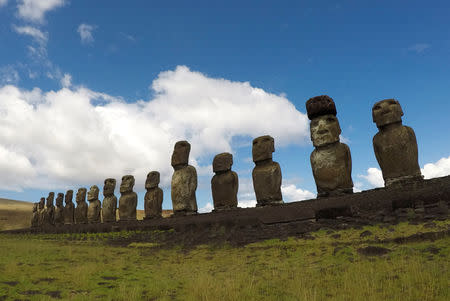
[0,198,33,231]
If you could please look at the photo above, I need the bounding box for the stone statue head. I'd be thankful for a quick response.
[76,188,87,204]
[372,98,404,128]
[252,135,275,162]
[310,114,341,147]
[306,95,337,120]
[65,190,73,204]
[87,185,99,202]
[46,192,54,207]
[171,140,191,167]
[33,203,38,212]
[55,193,64,207]
[103,178,116,197]
[213,152,233,173]
[120,175,135,193]
[145,171,160,189]
[39,197,45,210]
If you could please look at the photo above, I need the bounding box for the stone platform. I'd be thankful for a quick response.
[3,176,449,246]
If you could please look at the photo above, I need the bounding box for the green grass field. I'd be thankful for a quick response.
[0,220,449,301]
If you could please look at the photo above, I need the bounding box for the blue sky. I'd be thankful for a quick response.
[0,0,449,212]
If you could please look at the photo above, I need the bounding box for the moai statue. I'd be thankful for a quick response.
[252,135,283,206]
[102,178,117,223]
[144,171,163,219]
[31,203,39,228]
[372,99,422,187]
[63,190,74,225]
[171,141,198,215]
[306,95,353,197]
[37,197,45,227]
[74,188,88,224]
[211,152,238,211]
[87,185,101,223]
[53,193,64,226]
[118,175,137,221]
[42,192,55,226]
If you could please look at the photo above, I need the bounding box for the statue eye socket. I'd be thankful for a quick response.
[373,105,381,110]
[326,117,335,122]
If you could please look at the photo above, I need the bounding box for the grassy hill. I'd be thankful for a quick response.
[0,220,448,300]
[0,198,173,230]
[0,198,33,231]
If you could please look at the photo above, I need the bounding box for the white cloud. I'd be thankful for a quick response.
[0,65,20,85]
[13,25,48,45]
[281,184,315,201]
[408,43,430,54]
[422,156,450,179]
[359,156,450,189]
[60,73,71,88]
[198,202,214,213]
[77,23,95,44]
[0,66,309,192]
[359,167,384,188]
[0,0,8,8]
[17,0,65,23]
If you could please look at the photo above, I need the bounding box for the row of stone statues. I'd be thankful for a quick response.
[31,96,423,227]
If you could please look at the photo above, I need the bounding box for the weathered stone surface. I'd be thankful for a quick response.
[171,140,190,167]
[119,175,137,221]
[31,203,39,228]
[63,190,74,225]
[87,185,101,223]
[252,136,283,206]
[102,178,117,223]
[307,96,353,197]
[37,197,45,227]
[372,99,422,187]
[144,171,163,219]
[54,193,64,226]
[42,192,55,226]
[212,153,238,210]
[74,188,88,224]
[171,141,198,215]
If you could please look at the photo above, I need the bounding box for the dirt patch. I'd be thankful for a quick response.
[2,281,19,286]
[46,291,62,299]
[101,276,119,281]
[20,290,42,296]
[423,246,440,255]
[32,277,55,284]
[360,230,372,238]
[358,246,391,256]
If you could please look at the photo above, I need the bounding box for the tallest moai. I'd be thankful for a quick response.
[306,95,353,197]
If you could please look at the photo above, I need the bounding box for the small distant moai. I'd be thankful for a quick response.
[102,178,117,223]
[53,193,64,226]
[306,95,353,197]
[144,171,163,219]
[252,135,283,206]
[372,99,422,187]
[74,188,88,224]
[37,197,45,227]
[63,190,74,225]
[211,152,238,211]
[31,203,39,228]
[118,175,138,221]
[42,192,55,226]
[87,185,101,223]
[171,141,198,215]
